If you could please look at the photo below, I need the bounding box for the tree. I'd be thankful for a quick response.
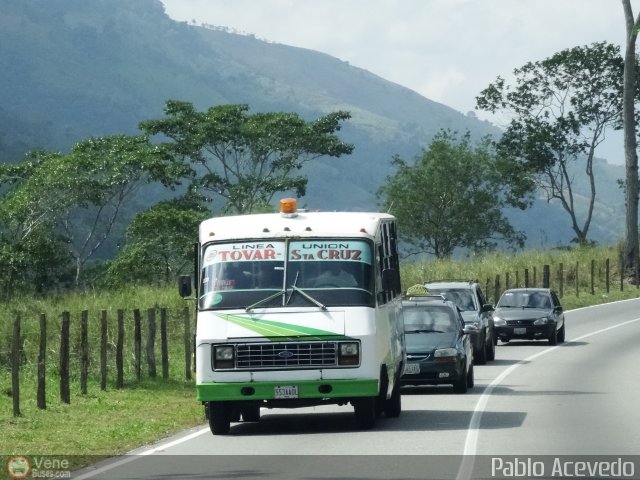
[622,0,640,276]
[0,150,74,295]
[105,194,210,286]
[476,42,624,245]
[377,131,526,259]
[139,101,354,214]
[0,135,180,288]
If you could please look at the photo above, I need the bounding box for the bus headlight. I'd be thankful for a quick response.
[213,345,235,369]
[338,342,360,366]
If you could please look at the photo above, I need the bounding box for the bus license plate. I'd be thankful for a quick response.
[404,363,420,375]
[275,385,299,399]
[514,327,527,335]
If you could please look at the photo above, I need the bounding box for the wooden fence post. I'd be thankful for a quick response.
[134,308,142,381]
[558,263,564,298]
[590,260,595,295]
[80,310,89,395]
[620,256,624,292]
[542,265,550,288]
[494,275,501,304]
[100,310,107,391]
[161,308,169,380]
[147,308,157,378]
[116,309,124,389]
[485,278,491,303]
[37,313,47,409]
[11,315,21,417]
[183,306,192,380]
[575,261,579,297]
[606,258,610,294]
[60,311,70,404]
[533,266,537,287]
[524,269,529,288]
[505,272,510,290]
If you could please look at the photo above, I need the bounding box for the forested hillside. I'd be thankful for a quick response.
[0,0,627,248]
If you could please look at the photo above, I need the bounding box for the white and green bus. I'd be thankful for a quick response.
[179,198,405,435]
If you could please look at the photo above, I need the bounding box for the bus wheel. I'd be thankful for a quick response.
[383,381,402,418]
[353,397,376,430]
[241,405,261,422]
[208,401,231,435]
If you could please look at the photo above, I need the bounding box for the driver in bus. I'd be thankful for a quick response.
[312,262,358,287]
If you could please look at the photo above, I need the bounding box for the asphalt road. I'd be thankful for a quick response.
[73,298,640,480]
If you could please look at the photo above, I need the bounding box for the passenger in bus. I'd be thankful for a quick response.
[256,267,283,289]
[219,263,250,289]
[312,263,358,287]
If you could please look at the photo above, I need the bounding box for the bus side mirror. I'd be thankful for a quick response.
[178,275,192,298]
[381,268,397,291]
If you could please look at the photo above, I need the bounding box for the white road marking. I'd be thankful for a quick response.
[72,426,210,479]
[456,311,640,480]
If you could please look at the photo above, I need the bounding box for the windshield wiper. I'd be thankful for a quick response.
[289,284,327,310]
[405,329,446,334]
[286,272,327,310]
[245,289,285,312]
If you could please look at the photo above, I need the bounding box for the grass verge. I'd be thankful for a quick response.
[0,376,203,470]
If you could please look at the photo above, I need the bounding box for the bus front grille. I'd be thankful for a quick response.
[235,342,338,369]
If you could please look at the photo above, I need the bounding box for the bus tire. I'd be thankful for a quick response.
[353,397,376,430]
[383,381,402,418]
[241,405,261,422]
[208,401,231,435]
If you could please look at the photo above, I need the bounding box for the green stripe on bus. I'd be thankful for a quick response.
[215,313,350,340]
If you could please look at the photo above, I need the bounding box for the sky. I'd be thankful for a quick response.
[159,0,636,165]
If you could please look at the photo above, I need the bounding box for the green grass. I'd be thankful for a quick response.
[1,245,640,468]
[0,377,203,471]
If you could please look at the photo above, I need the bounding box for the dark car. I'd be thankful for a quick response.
[493,288,566,345]
[401,295,474,393]
[424,281,495,364]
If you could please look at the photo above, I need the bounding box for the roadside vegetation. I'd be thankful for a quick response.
[1,244,638,464]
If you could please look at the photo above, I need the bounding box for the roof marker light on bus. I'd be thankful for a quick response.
[359,228,368,233]
[280,198,298,218]
[305,227,312,231]
[263,228,270,232]
[209,232,215,237]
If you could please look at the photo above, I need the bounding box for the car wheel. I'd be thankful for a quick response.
[557,323,566,343]
[453,364,469,394]
[475,333,487,365]
[486,335,495,361]
[466,363,474,389]
[353,397,376,429]
[548,326,558,346]
[208,401,231,435]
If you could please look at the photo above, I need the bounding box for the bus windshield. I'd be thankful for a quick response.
[199,239,374,310]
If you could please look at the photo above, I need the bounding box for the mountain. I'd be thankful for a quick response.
[0,0,627,250]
